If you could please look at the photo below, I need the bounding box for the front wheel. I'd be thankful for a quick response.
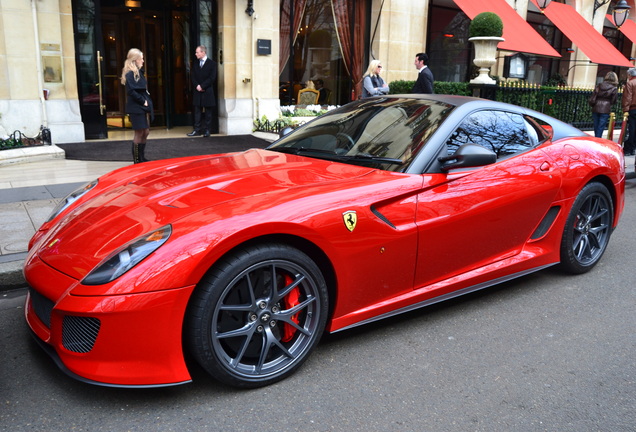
[187,244,329,388]
[559,182,613,274]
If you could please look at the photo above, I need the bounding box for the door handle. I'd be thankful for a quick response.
[97,50,106,115]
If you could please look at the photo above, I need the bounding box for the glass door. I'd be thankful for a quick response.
[72,0,108,139]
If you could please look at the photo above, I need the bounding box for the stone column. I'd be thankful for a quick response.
[0,0,84,144]
[217,0,280,135]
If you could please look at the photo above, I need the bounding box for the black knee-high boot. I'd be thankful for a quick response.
[138,143,148,162]
[132,142,141,164]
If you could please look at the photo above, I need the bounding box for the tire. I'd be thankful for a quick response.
[187,244,329,388]
[559,182,613,274]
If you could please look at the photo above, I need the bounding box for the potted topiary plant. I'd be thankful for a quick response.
[468,12,505,85]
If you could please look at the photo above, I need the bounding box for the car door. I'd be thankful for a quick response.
[413,109,563,289]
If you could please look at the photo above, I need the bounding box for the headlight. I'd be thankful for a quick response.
[46,180,98,222]
[82,225,172,285]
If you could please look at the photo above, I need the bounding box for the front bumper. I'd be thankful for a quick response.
[24,255,196,387]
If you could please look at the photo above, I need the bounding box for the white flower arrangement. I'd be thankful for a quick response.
[280,105,339,117]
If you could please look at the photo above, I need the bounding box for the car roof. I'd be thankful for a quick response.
[387,94,586,141]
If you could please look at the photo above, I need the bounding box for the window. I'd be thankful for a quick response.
[446,110,535,158]
[279,0,368,106]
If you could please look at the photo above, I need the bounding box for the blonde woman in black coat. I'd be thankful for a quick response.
[121,48,153,163]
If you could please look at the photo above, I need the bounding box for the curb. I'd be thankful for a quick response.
[0,257,26,291]
[0,145,65,167]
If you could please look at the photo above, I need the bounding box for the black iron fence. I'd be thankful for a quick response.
[494,82,623,130]
[0,127,52,151]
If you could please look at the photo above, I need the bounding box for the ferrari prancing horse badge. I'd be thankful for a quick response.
[343,211,357,232]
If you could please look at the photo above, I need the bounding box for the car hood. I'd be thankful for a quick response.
[35,149,389,280]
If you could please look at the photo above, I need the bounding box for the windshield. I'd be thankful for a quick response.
[268,97,455,172]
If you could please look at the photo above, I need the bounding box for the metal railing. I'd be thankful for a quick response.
[0,127,51,151]
[495,82,623,130]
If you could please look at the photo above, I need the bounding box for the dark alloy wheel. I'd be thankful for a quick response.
[187,244,329,388]
[559,182,613,274]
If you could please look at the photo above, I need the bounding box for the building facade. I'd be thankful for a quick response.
[1,0,635,144]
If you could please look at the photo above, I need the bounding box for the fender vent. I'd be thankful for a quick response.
[531,206,561,240]
[371,205,396,229]
[62,316,101,353]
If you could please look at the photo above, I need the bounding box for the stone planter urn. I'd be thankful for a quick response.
[469,36,505,85]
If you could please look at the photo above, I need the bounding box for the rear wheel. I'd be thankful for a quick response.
[187,244,328,388]
[559,182,613,274]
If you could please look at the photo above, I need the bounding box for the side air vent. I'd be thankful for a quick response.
[371,205,396,229]
[62,316,101,353]
[531,206,561,240]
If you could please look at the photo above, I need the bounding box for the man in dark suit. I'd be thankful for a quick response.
[315,79,329,105]
[187,45,217,137]
[411,52,434,94]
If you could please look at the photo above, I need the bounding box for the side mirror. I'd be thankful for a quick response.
[439,144,497,172]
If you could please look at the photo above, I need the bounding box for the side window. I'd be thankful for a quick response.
[524,115,550,144]
[446,110,533,158]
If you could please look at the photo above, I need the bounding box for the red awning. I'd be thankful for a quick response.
[533,0,632,67]
[454,0,560,57]
[607,14,636,55]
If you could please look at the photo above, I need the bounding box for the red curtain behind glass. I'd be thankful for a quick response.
[280,0,307,73]
[332,0,365,100]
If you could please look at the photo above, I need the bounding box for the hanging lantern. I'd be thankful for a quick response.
[536,0,552,11]
[613,0,631,29]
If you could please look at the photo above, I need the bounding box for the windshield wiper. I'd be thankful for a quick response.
[271,147,338,156]
[338,154,404,165]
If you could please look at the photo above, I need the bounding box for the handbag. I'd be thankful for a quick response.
[588,89,598,107]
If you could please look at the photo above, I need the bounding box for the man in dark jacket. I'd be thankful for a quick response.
[412,52,434,94]
[621,67,636,156]
[187,45,217,137]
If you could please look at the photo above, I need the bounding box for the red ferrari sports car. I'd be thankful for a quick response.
[24,95,625,388]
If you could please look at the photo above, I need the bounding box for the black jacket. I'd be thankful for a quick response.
[192,58,218,107]
[125,70,153,115]
[412,67,434,94]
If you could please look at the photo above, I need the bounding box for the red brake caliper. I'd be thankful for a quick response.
[281,274,300,342]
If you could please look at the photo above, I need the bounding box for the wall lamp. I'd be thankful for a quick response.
[246,0,254,16]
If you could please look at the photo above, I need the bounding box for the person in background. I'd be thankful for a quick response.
[315,79,329,104]
[622,67,636,156]
[590,71,618,138]
[121,48,153,164]
[361,60,389,98]
[187,45,217,137]
[412,52,434,94]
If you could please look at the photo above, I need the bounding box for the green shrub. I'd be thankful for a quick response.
[389,80,471,96]
[388,80,414,94]
[434,81,471,96]
[469,12,503,38]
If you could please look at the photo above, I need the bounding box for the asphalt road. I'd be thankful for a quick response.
[1,178,634,432]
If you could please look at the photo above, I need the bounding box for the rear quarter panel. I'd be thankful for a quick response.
[540,136,625,226]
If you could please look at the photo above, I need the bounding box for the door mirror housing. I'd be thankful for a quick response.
[439,144,497,172]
